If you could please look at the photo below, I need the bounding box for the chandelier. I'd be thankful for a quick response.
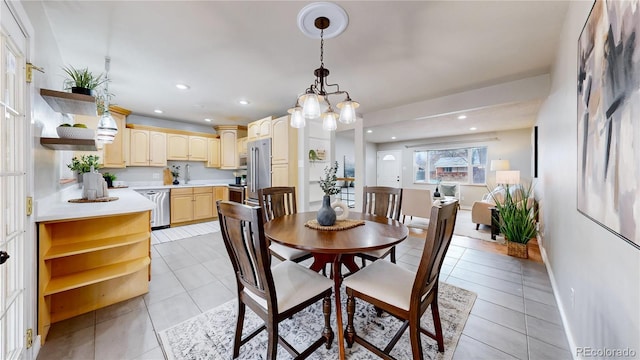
[289,3,359,131]
[96,56,118,144]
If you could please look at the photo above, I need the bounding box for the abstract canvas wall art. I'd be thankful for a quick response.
[577,0,640,249]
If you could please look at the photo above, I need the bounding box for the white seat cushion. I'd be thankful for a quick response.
[244,260,333,313]
[361,246,393,259]
[270,243,310,261]
[405,217,430,230]
[343,260,415,311]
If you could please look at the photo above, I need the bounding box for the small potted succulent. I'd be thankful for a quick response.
[102,172,117,188]
[62,65,105,96]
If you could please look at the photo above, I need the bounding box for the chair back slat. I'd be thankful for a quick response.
[258,187,297,223]
[362,186,403,221]
[217,200,275,303]
[412,200,459,300]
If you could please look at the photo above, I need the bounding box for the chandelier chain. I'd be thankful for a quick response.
[320,28,324,68]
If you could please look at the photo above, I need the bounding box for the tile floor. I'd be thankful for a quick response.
[37,229,572,360]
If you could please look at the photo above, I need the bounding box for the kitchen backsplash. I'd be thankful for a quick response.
[103,161,235,185]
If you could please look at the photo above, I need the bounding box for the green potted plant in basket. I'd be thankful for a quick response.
[489,181,537,258]
[102,172,117,188]
[62,65,105,96]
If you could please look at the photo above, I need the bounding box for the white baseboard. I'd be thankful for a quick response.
[539,244,578,359]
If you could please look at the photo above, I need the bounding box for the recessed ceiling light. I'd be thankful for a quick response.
[204,118,212,122]
[154,109,163,114]
[469,127,477,131]
[366,130,373,133]
[391,136,397,140]
[238,100,250,105]
[458,115,467,120]
[176,84,190,90]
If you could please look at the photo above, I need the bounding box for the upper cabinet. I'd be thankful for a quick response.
[206,138,221,168]
[129,129,167,167]
[167,134,208,161]
[247,116,273,141]
[237,137,248,158]
[214,125,247,169]
[70,107,131,168]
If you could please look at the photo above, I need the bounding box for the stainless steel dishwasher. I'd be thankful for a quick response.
[135,189,170,229]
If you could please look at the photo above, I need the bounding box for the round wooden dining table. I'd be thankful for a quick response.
[263,211,409,360]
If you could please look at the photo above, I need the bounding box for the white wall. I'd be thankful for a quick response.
[376,128,533,208]
[536,1,640,355]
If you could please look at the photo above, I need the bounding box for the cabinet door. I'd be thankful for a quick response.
[237,137,248,157]
[219,130,238,169]
[170,194,194,224]
[129,129,150,166]
[149,131,167,167]
[193,191,214,220]
[102,113,127,168]
[167,134,189,160]
[206,138,220,168]
[189,136,208,161]
[123,128,130,166]
[271,115,289,164]
[258,118,271,139]
[247,121,260,141]
[213,186,229,217]
[272,163,289,187]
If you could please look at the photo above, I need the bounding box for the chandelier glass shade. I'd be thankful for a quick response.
[289,15,358,130]
[96,56,118,144]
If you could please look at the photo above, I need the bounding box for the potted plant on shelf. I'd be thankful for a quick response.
[317,161,341,226]
[62,65,105,96]
[489,181,537,258]
[67,155,101,187]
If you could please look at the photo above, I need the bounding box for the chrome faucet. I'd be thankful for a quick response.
[185,164,190,184]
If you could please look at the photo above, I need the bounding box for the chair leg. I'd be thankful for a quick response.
[361,256,366,268]
[266,316,279,360]
[322,294,334,349]
[390,247,396,264]
[431,298,445,352]
[475,223,479,230]
[409,315,424,360]
[345,294,356,348]
[233,302,245,358]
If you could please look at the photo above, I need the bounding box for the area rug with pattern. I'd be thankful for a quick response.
[159,282,476,360]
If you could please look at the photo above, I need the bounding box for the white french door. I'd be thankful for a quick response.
[376,150,402,188]
[1,2,28,359]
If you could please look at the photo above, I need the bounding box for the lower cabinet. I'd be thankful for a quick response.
[37,211,151,344]
[171,186,223,225]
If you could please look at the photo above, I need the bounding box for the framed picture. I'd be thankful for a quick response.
[577,0,640,249]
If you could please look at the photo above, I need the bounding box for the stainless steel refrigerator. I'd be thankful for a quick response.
[247,138,272,202]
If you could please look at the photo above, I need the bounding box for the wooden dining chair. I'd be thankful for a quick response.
[258,187,313,263]
[358,186,403,266]
[216,200,334,359]
[343,200,459,359]
[401,188,432,231]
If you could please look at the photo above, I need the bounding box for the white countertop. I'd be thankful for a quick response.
[35,188,156,222]
[131,183,236,191]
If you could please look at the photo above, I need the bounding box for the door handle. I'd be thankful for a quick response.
[0,251,10,265]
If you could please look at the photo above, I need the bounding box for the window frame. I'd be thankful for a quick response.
[413,146,488,185]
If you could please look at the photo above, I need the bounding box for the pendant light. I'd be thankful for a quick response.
[96,56,117,144]
[289,2,359,130]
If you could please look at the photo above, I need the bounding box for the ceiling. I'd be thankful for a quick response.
[34,1,569,143]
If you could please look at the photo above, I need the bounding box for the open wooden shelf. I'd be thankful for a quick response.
[43,257,150,296]
[40,137,97,151]
[40,88,97,116]
[44,232,150,260]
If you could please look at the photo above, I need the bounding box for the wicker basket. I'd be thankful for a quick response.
[507,241,528,259]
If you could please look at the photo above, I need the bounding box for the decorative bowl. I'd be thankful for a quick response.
[56,127,95,140]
